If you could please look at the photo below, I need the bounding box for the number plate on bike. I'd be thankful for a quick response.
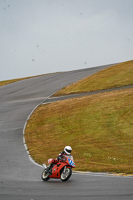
[68,158,75,167]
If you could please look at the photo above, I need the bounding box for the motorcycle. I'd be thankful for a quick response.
[41,156,76,182]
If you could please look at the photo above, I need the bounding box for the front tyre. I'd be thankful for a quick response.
[41,168,50,181]
[60,168,72,182]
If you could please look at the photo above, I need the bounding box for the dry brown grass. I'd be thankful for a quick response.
[0,72,61,87]
[53,60,133,96]
[25,87,133,173]
[0,76,38,87]
[0,73,59,87]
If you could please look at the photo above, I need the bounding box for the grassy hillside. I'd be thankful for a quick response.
[53,60,133,96]
[25,87,133,173]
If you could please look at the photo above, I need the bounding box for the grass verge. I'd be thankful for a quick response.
[53,60,133,96]
[25,87,133,173]
[0,76,39,87]
[0,73,58,87]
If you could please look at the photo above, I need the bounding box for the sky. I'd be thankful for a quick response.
[0,0,133,81]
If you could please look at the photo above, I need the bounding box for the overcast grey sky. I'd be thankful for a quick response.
[0,0,133,81]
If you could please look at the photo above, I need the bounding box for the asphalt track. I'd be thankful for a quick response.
[0,64,133,200]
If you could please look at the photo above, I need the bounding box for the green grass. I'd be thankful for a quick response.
[25,87,133,173]
[53,60,133,96]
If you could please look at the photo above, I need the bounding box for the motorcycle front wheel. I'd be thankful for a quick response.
[41,168,50,181]
[60,168,72,182]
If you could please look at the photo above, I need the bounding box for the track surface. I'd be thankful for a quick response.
[0,65,133,200]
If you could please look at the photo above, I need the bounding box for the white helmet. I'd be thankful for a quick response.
[64,146,72,155]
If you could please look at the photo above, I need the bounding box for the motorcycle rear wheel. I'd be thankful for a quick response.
[60,168,72,182]
[41,168,50,181]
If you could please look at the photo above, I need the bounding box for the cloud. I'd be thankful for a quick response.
[0,0,133,80]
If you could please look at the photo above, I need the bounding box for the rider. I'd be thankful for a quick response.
[48,146,73,174]
[57,146,73,161]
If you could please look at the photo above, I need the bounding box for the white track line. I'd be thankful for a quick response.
[22,95,54,168]
[22,92,133,177]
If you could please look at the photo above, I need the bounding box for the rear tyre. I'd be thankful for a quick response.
[41,168,50,181]
[60,168,72,182]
